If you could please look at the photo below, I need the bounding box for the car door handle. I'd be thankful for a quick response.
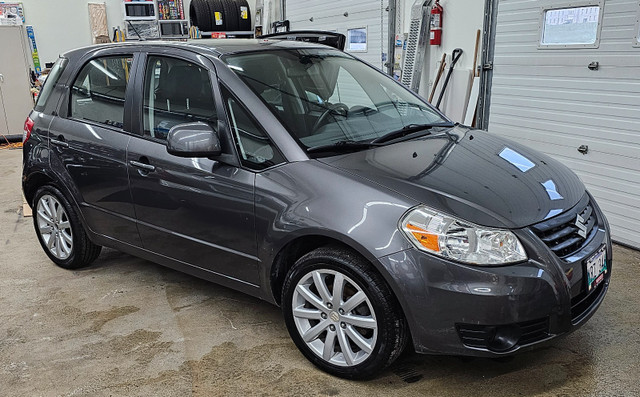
[129,160,156,172]
[51,138,69,148]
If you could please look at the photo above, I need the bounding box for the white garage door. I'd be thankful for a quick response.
[487,0,640,249]
[286,0,388,69]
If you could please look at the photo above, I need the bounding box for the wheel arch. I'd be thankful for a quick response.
[24,170,93,237]
[23,171,55,207]
[267,231,407,314]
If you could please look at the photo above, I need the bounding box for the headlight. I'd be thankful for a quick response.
[400,206,527,265]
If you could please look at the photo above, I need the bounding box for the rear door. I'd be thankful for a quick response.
[48,50,141,245]
[126,50,261,285]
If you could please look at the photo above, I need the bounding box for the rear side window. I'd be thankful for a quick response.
[70,55,133,129]
[34,57,67,112]
[143,55,217,141]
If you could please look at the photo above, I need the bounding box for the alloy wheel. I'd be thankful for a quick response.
[292,269,378,367]
[36,194,73,260]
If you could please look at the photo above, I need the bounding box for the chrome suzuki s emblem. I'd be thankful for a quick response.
[575,214,588,238]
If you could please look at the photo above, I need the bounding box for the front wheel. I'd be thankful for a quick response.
[282,247,407,379]
[33,185,101,269]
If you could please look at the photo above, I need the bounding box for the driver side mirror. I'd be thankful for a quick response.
[166,122,222,158]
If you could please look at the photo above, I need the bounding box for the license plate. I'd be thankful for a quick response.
[585,245,607,291]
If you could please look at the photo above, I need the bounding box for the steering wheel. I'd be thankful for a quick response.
[311,103,349,134]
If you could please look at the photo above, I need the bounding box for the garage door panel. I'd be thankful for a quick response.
[489,113,640,148]
[497,0,537,13]
[493,75,640,94]
[555,158,639,187]
[494,54,640,68]
[490,99,640,134]
[287,0,377,15]
[595,202,640,232]
[585,182,640,210]
[492,85,640,107]
[492,65,640,79]
[492,127,640,172]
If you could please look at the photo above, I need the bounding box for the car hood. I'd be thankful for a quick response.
[318,126,586,229]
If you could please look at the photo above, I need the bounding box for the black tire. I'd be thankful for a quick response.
[222,0,239,32]
[32,185,102,270]
[236,0,251,31]
[206,0,226,31]
[282,246,408,379]
[190,0,213,32]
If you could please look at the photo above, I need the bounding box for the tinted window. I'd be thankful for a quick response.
[70,56,133,129]
[221,87,284,170]
[34,57,67,112]
[143,56,217,141]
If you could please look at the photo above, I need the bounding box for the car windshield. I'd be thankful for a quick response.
[223,49,451,153]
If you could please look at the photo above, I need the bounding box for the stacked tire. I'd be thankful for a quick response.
[189,0,252,32]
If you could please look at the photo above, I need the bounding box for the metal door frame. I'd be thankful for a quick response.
[477,0,498,130]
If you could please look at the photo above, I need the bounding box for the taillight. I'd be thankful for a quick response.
[23,117,34,143]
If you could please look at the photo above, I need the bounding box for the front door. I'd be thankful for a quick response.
[127,53,259,285]
[49,52,140,245]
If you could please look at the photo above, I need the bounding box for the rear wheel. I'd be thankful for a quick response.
[282,247,407,379]
[33,185,101,269]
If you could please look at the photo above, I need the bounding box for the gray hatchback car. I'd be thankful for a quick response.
[22,39,611,379]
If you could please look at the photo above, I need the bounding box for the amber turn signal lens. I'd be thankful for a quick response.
[405,223,440,252]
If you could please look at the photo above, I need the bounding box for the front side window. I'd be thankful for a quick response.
[221,87,284,170]
[70,55,133,129]
[223,49,449,153]
[143,56,217,141]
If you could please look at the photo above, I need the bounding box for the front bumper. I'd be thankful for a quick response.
[377,201,612,357]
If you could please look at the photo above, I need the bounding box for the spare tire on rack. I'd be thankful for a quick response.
[189,0,213,32]
[221,0,239,32]
[206,0,226,31]
[235,0,252,31]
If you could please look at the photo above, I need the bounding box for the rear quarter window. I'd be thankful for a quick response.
[34,57,67,112]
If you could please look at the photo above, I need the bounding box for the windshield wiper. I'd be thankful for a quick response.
[371,122,454,144]
[306,140,382,154]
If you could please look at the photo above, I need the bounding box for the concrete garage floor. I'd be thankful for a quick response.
[1,148,639,397]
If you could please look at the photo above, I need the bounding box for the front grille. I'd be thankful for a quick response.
[456,317,550,351]
[571,281,606,324]
[531,195,597,258]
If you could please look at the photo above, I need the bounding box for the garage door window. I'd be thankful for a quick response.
[70,56,133,129]
[540,5,601,47]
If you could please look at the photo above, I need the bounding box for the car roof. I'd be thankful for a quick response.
[61,38,335,59]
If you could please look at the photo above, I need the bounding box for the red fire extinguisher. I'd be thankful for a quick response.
[430,1,443,46]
